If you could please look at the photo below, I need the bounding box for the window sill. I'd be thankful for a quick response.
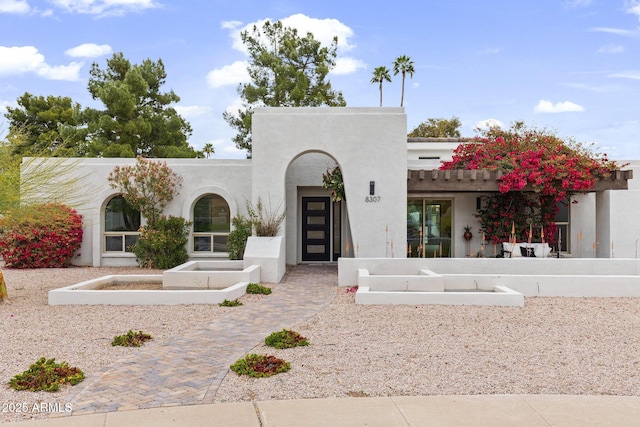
[102,252,137,257]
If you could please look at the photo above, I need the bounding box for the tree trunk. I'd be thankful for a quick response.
[400,73,405,107]
[0,268,9,303]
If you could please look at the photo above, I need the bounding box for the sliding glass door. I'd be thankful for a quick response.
[407,199,453,258]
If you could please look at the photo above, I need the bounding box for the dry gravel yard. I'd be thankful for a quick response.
[1,267,640,423]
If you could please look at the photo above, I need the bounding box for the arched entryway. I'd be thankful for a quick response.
[285,151,352,263]
[251,107,408,264]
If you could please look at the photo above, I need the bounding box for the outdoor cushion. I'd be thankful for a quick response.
[503,242,551,258]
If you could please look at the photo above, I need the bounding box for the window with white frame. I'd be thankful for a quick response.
[104,195,141,252]
[192,194,230,252]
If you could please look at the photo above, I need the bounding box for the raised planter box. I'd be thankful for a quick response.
[163,261,260,289]
[48,275,249,305]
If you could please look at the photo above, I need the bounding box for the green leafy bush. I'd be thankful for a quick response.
[219,299,243,307]
[111,330,153,347]
[246,283,272,295]
[227,215,252,260]
[132,215,191,269]
[0,203,83,268]
[230,354,290,378]
[264,329,309,349]
[9,357,85,392]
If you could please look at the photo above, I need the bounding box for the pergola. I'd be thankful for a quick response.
[406,167,634,257]
[407,169,632,193]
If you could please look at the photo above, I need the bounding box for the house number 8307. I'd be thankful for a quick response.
[365,196,381,202]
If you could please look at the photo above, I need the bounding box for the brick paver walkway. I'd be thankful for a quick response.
[64,264,337,415]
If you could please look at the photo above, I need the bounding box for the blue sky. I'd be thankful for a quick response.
[1,0,639,159]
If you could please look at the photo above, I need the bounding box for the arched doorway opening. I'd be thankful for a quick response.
[285,151,352,264]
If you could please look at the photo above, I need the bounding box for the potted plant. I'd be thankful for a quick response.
[463,225,473,241]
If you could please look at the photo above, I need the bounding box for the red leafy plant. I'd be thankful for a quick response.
[440,122,625,246]
[230,354,290,378]
[0,203,83,268]
[9,357,85,392]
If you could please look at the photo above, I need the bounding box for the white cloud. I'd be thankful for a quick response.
[174,105,211,118]
[564,82,618,93]
[224,97,253,119]
[0,46,81,80]
[0,98,12,112]
[206,60,250,89]
[627,0,640,18]
[0,46,44,75]
[474,119,504,131]
[221,20,242,30]
[221,143,245,156]
[49,0,159,16]
[565,0,592,7]
[65,43,112,58]
[477,47,502,55]
[0,0,30,14]
[534,99,585,113]
[36,62,83,80]
[213,14,361,91]
[283,14,355,51]
[597,44,624,54]
[590,27,640,38]
[332,57,366,75]
[609,70,640,80]
[224,14,356,55]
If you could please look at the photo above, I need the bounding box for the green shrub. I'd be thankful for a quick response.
[9,357,85,392]
[246,283,272,295]
[219,299,243,307]
[227,215,252,260]
[230,354,290,378]
[264,329,309,349]
[112,330,153,347]
[0,203,83,268]
[132,215,191,269]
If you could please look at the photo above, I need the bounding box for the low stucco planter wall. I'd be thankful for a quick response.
[48,275,249,305]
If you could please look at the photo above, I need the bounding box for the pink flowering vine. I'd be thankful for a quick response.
[440,123,624,246]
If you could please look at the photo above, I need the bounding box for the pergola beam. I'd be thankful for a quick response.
[407,169,633,193]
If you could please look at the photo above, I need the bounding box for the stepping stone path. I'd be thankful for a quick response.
[65,264,337,415]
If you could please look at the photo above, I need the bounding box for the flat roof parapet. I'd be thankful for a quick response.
[407,137,474,143]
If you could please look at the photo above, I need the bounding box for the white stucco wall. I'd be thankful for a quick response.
[22,157,252,266]
[252,107,408,259]
[18,110,638,267]
[596,161,640,258]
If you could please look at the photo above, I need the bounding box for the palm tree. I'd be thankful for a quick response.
[393,55,415,107]
[370,66,392,107]
[202,143,215,159]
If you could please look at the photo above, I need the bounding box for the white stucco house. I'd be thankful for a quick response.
[23,107,638,268]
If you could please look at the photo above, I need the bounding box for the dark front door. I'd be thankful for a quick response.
[302,197,331,261]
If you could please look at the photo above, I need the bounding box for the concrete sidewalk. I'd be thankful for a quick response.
[4,395,640,426]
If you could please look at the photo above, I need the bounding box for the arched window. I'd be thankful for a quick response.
[193,194,230,252]
[104,195,141,252]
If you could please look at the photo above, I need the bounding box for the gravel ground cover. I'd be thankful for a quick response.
[214,289,640,402]
[1,267,640,423]
[0,267,260,423]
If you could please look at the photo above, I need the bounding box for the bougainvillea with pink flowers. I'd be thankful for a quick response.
[440,122,624,247]
[0,203,83,268]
